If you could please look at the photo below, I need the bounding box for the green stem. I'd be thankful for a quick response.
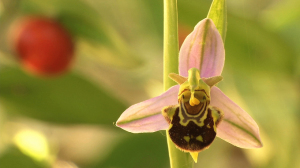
[163,0,194,168]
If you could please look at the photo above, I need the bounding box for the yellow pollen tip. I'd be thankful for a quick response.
[190,152,199,163]
[189,93,200,106]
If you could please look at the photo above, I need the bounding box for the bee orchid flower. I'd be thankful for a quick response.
[116,18,262,162]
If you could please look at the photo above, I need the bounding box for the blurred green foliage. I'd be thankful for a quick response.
[0,0,300,168]
[0,147,43,168]
[0,67,126,125]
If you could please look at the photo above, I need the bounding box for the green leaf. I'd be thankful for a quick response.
[207,0,227,41]
[0,67,126,125]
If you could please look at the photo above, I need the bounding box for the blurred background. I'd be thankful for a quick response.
[0,0,299,168]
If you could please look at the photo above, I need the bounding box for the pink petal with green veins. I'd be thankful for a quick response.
[210,87,263,148]
[116,85,179,133]
[117,114,169,133]
[179,18,225,78]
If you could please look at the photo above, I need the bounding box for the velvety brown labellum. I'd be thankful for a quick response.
[163,97,223,152]
[170,108,216,152]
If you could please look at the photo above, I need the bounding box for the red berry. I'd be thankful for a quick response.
[11,17,74,76]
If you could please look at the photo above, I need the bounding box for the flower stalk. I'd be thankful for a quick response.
[164,0,194,168]
[164,0,179,89]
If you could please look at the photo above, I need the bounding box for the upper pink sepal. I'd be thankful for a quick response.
[210,86,263,148]
[116,85,179,133]
[179,18,225,78]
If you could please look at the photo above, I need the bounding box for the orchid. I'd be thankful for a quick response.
[116,18,262,162]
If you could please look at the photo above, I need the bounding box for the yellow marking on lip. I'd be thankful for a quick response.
[178,98,208,127]
[184,136,190,143]
[178,108,208,127]
[196,135,203,142]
